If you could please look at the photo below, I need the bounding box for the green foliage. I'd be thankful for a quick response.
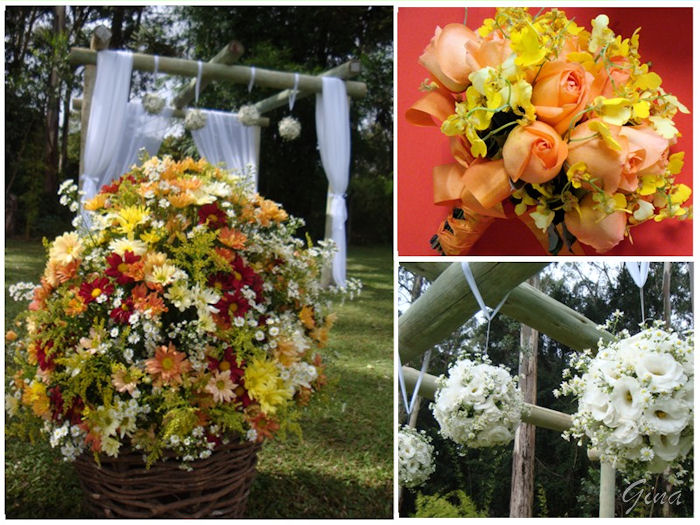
[348,172,392,245]
[535,483,549,517]
[412,490,486,518]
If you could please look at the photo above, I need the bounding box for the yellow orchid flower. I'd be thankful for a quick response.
[594,96,632,127]
[587,120,623,151]
[511,23,547,67]
[638,174,665,196]
[667,152,685,175]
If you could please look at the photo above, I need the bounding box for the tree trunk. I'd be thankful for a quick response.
[44,5,65,195]
[510,275,539,517]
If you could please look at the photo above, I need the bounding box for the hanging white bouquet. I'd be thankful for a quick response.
[556,320,693,484]
[431,357,523,448]
[278,116,301,141]
[398,426,435,488]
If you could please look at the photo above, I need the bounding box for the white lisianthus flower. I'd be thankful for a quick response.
[649,432,682,462]
[608,419,641,447]
[635,352,685,393]
[610,376,642,421]
[644,397,689,434]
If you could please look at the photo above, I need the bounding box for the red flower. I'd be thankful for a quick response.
[79,276,114,304]
[106,251,141,285]
[215,291,250,320]
[37,341,55,371]
[110,297,135,324]
[198,203,227,229]
[207,271,237,292]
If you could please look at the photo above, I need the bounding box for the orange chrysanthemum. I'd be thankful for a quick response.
[168,193,196,208]
[84,193,109,211]
[218,227,247,249]
[145,343,191,387]
[299,305,315,330]
[255,199,288,227]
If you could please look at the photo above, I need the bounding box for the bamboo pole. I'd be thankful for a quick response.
[401,366,573,432]
[599,462,616,517]
[79,26,111,177]
[254,60,362,115]
[172,40,245,109]
[400,263,612,355]
[69,47,368,99]
[398,262,547,363]
[71,98,270,127]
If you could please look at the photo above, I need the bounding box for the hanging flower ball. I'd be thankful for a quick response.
[557,321,693,484]
[432,356,523,448]
[184,109,207,131]
[237,104,260,126]
[278,116,301,141]
[142,93,166,115]
[398,426,435,488]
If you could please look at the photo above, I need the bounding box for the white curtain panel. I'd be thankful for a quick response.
[81,50,133,203]
[107,102,175,180]
[315,76,350,286]
[191,109,261,189]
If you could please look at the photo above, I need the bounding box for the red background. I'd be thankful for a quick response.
[397,7,693,256]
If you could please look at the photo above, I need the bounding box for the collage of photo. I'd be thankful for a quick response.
[2,2,695,520]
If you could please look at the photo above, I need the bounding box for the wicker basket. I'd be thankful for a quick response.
[73,440,261,518]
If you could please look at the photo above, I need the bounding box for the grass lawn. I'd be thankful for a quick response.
[4,240,394,519]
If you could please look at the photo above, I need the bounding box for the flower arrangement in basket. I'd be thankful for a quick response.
[406,7,692,255]
[6,157,360,516]
[555,318,693,484]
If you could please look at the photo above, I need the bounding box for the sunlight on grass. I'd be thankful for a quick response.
[4,241,394,518]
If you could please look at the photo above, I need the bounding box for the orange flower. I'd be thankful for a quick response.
[65,290,87,317]
[419,23,481,92]
[218,227,247,249]
[172,177,202,191]
[567,119,627,194]
[28,280,52,311]
[84,193,109,211]
[5,330,18,342]
[564,193,627,253]
[177,157,206,173]
[245,407,280,442]
[256,200,288,226]
[145,343,191,387]
[168,193,196,208]
[131,283,168,315]
[502,121,568,184]
[299,305,315,330]
[531,60,594,135]
[214,247,236,263]
[274,338,301,367]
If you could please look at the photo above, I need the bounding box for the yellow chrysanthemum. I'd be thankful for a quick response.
[243,357,293,415]
[115,205,149,236]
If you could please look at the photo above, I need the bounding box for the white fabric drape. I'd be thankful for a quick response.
[82,50,133,203]
[315,77,350,286]
[191,109,261,189]
[106,102,175,183]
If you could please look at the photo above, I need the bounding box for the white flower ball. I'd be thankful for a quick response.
[278,116,301,141]
[432,357,523,448]
[237,104,260,126]
[184,109,207,131]
[142,93,165,114]
[398,426,435,488]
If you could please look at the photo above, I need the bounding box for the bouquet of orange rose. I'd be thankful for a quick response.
[407,7,692,255]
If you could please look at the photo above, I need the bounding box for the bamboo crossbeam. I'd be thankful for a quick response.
[401,262,450,281]
[254,60,362,115]
[401,366,573,432]
[69,47,368,98]
[400,263,612,355]
[71,98,270,127]
[399,262,547,363]
[172,40,245,109]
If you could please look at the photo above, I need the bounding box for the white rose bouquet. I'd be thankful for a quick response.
[398,426,435,488]
[431,357,523,448]
[557,320,693,484]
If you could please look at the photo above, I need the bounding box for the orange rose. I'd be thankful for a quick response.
[531,60,593,135]
[502,121,568,184]
[590,56,631,99]
[564,194,627,253]
[464,33,511,75]
[619,125,670,177]
[419,24,480,92]
[567,118,628,193]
